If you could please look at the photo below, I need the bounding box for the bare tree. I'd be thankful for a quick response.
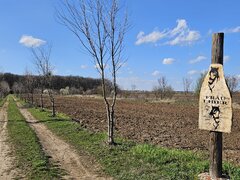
[226,75,239,94]
[183,77,192,94]
[152,85,160,99]
[31,44,56,116]
[46,75,56,117]
[131,84,136,91]
[194,72,207,96]
[0,81,10,98]
[24,69,36,105]
[158,76,167,94]
[157,76,174,99]
[12,82,24,97]
[158,76,167,99]
[57,0,128,145]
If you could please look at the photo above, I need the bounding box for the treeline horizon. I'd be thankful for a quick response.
[0,72,103,92]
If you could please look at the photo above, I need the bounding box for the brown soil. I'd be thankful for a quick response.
[17,101,111,180]
[37,95,240,166]
[0,101,19,178]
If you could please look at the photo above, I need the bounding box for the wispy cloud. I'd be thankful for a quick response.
[224,55,230,62]
[94,63,109,70]
[162,58,175,65]
[189,55,207,64]
[80,65,88,69]
[188,70,199,75]
[135,19,200,46]
[135,30,167,45]
[223,26,240,33]
[167,30,200,46]
[152,70,160,76]
[19,35,46,47]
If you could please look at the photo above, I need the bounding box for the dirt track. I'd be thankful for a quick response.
[17,102,111,180]
[0,101,18,178]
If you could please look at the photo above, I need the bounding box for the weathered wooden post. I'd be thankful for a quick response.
[209,33,224,178]
[199,33,232,179]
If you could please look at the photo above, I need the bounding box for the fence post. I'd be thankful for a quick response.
[209,33,224,178]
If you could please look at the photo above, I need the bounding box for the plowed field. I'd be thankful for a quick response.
[34,95,240,165]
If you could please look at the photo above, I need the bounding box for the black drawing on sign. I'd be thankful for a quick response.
[208,67,219,92]
[209,106,221,129]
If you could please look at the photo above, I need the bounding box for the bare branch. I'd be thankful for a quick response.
[56,0,129,145]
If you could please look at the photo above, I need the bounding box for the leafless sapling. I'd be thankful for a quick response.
[57,0,129,145]
[24,69,36,105]
[183,77,192,94]
[31,44,56,116]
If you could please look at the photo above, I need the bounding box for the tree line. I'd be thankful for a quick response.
[0,72,105,95]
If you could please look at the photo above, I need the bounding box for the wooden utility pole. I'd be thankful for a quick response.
[209,33,224,178]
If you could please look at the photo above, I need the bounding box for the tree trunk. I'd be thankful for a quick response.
[27,93,30,103]
[40,92,44,110]
[48,91,56,117]
[51,98,56,117]
[31,93,34,105]
[107,107,114,145]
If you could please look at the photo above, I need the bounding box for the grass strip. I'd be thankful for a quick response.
[7,96,63,179]
[0,96,7,107]
[28,106,240,179]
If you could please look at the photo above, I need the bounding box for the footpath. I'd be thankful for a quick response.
[1,97,111,180]
[0,101,19,178]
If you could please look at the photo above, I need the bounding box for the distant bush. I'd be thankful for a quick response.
[226,75,239,94]
[152,76,175,99]
[60,86,69,95]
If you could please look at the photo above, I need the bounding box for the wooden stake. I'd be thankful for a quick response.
[209,33,224,178]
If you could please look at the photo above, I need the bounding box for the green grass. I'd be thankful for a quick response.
[0,96,7,107]
[27,105,240,179]
[7,96,63,179]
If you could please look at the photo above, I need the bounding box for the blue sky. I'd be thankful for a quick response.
[0,0,240,91]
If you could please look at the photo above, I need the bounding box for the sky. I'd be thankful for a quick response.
[0,0,240,91]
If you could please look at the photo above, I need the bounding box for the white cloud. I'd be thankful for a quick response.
[189,56,207,64]
[152,70,160,76]
[224,26,240,33]
[188,70,199,75]
[224,55,230,62]
[94,63,108,70]
[135,30,167,45]
[19,35,46,47]
[208,29,213,36]
[162,58,175,65]
[135,19,200,46]
[167,29,200,46]
[170,19,187,36]
[80,65,88,69]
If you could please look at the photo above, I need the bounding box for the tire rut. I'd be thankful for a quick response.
[16,102,111,180]
[0,101,19,179]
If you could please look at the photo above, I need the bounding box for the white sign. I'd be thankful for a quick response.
[199,64,232,133]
